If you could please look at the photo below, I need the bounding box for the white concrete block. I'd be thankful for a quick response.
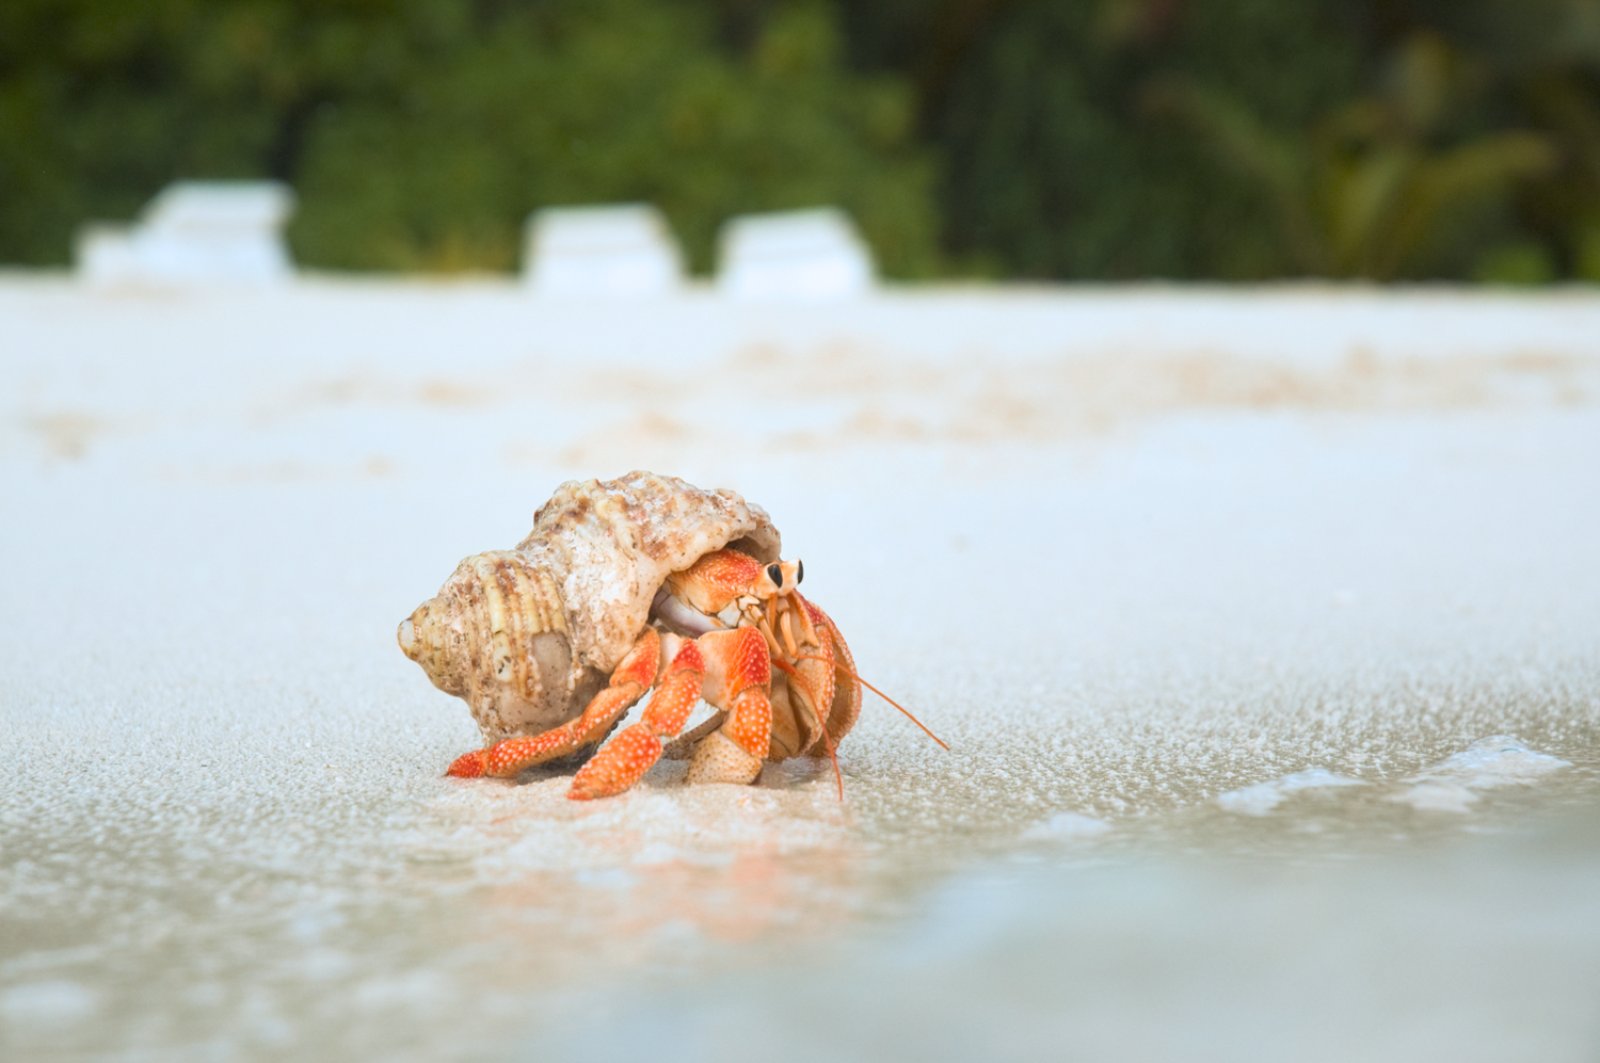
[74,224,142,286]
[76,181,295,286]
[717,208,875,300]
[142,181,294,236]
[524,205,684,297]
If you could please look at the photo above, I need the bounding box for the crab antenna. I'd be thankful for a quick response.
[792,654,950,751]
[772,656,845,800]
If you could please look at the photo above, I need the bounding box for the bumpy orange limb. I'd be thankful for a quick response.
[723,688,774,760]
[686,626,775,786]
[568,638,706,800]
[446,627,662,778]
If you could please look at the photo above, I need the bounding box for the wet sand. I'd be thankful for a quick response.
[2,280,1598,1060]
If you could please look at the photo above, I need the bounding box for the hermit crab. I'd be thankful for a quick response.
[398,472,938,800]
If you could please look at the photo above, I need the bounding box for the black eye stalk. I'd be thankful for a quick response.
[766,560,805,589]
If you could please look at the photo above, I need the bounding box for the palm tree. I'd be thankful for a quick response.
[1145,32,1556,279]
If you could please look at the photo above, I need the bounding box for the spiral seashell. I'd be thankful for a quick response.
[399,471,780,744]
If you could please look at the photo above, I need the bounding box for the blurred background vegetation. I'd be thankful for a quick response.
[2,0,1598,281]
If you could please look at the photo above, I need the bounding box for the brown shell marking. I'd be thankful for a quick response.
[399,472,780,744]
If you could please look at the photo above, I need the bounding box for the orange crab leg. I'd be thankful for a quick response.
[685,626,775,786]
[447,627,662,778]
[790,649,949,751]
[568,638,707,800]
[799,599,862,753]
[774,655,842,799]
[710,626,775,758]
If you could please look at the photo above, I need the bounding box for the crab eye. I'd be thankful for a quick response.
[766,562,783,588]
[796,559,804,584]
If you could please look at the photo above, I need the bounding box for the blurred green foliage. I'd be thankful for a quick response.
[0,0,936,274]
[2,0,1598,280]
[847,0,1600,281]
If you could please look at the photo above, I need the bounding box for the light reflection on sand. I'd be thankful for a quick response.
[5,283,1600,1058]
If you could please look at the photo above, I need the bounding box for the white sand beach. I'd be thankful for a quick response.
[3,279,1599,1060]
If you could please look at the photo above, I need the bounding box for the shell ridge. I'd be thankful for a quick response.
[404,472,781,744]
